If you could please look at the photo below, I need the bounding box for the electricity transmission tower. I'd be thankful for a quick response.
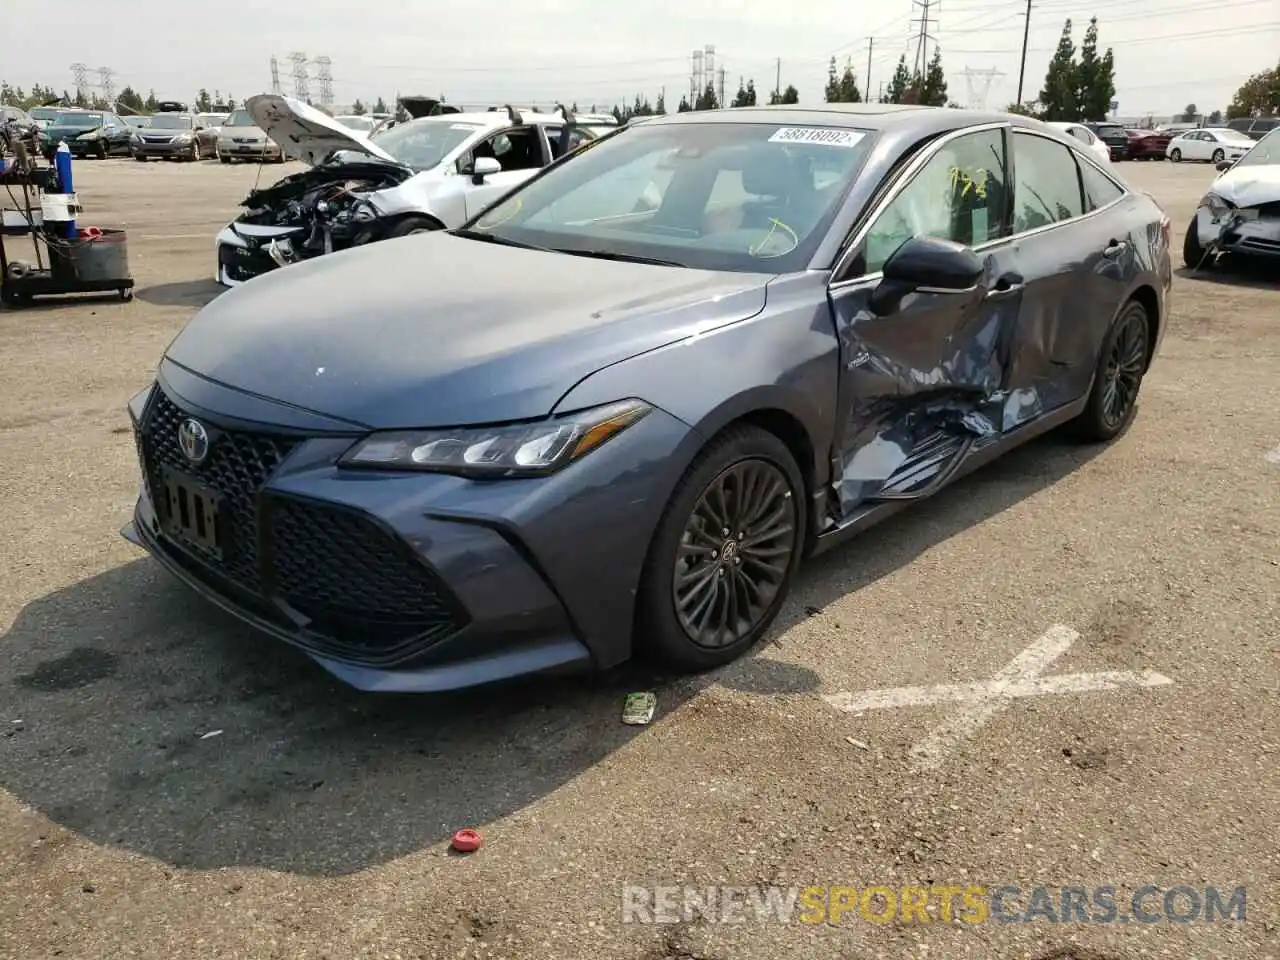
[690,49,703,107]
[288,52,310,101]
[97,67,116,106]
[910,0,938,77]
[961,66,1004,110]
[270,56,283,95]
[69,63,90,102]
[314,56,334,106]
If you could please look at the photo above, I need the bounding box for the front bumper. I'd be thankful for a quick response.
[133,140,196,158]
[1194,206,1280,259]
[1103,142,1127,160]
[121,370,697,692]
[214,223,298,286]
[218,141,282,160]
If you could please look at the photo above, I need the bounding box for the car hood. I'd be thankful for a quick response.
[164,234,772,428]
[246,93,397,166]
[1213,164,1280,207]
[219,125,271,139]
[46,123,101,138]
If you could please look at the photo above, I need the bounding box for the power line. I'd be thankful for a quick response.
[949,21,1275,54]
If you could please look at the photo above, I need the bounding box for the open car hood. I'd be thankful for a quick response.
[245,94,398,166]
[1214,163,1280,208]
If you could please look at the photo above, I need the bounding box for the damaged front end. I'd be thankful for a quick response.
[217,161,412,283]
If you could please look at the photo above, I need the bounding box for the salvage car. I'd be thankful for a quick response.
[1166,127,1254,164]
[1183,126,1279,267]
[216,107,284,163]
[214,94,596,285]
[41,110,133,159]
[131,112,217,161]
[1124,127,1171,160]
[126,104,1171,692]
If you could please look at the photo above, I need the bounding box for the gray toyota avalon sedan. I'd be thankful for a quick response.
[123,103,1172,692]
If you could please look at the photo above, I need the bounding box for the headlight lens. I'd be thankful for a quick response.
[1199,193,1232,219]
[77,130,101,140]
[173,132,193,142]
[339,399,651,478]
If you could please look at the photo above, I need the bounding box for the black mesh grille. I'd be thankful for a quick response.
[141,389,301,593]
[219,242,279,283]
[267,497,465,662]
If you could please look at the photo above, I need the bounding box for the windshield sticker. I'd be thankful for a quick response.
[768,127,865,148]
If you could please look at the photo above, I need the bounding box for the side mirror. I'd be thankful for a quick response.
[870,235,984,316]
[471,155,502,184]
[1215,159,1235,172]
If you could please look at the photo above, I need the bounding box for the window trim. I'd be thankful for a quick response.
[831,122,1130,290]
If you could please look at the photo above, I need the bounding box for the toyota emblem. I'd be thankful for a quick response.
[177,418,210,465]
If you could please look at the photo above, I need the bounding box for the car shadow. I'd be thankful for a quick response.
[133,279,224,308]
[1175,260,1280,292]
[0,428,1098,877]
[760,428,1112,649]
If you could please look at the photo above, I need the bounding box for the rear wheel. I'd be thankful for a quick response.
[1211,148,1225,163]
[636,425,805,671]
[1170,148,1182,162]
[1071,300,1150,442]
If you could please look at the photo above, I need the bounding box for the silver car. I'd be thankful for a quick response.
[215,108,285,163]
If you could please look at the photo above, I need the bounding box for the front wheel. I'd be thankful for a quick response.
[218,152,230,164]
[1170,148,1182,162]
[1183,218,1208,269]
[1211,148,1225,163]
[1071,300,1150,443]
[636,425,805,671]
[189,141,200,162]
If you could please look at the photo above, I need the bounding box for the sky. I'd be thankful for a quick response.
[4,0,1277,119]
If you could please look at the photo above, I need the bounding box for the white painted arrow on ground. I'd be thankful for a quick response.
[822,624,1174,771]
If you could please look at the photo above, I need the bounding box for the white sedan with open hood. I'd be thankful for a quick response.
[214,95,597,286]
[1183,127,1280,268]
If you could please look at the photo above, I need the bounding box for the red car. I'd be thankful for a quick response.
[1126,129,1172,160]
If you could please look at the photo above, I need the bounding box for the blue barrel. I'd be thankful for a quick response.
[54,143,76,238]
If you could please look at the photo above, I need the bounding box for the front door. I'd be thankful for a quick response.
[461,126,549,218]
[827,125,1023,513]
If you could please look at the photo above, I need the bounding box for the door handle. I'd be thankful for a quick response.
[1103,239,1128,258]
[986,273,1024,299]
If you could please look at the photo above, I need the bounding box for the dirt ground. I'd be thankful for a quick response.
[0,155,1277,960]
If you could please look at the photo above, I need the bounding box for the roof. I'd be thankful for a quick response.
[398,109,579,129]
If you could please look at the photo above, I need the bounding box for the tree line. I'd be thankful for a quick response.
[0,81,241,115]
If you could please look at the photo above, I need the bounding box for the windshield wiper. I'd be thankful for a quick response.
[449,228,554,252]
[550,248,685,267]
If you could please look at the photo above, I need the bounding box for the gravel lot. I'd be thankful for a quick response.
[1,156,1277,960]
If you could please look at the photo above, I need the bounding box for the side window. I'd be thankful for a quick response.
[1011,131,1084,232]
[459,127,543,173]
[862,128,1009,274]
[1069,127,1091,144]
[1079,161,1125,212]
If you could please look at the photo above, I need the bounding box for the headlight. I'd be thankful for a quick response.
[1199,193,1232,219]
[77,130,102,140]
[173,132,193,142]
[339,399,651,478]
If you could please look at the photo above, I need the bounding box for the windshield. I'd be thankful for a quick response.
[466,121,873,273]
[1233,127,1279,169]
[53,112,101,126]
[368,117,486,169]
[30,107,61,121]
[150,114,194,130]
[225,109,255,127]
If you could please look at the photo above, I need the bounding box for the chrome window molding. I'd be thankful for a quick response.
[829,122,1131,292]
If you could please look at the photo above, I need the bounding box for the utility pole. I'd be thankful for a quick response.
[1015,0,1032,106]
[718,67,727,109]
[866,39,874,103]
[775,57,781,101]
[911,0,937,79]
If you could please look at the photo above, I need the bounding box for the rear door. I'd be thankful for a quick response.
[1004,129,1129,410]
[826,124,1024,511]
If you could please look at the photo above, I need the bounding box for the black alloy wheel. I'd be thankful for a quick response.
[1072,300,1150,442]
[673,459,798,650]
[638,424,805,671]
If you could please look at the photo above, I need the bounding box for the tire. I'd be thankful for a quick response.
[219,153,230,164]
[383,217,445,238]
[96,141,108,159]
[1170,148,1182,162]
[133,153,148,162]
[1182,218,1208,269]
[635,424,806,671]
[189,141,200,162]
[1071,300,1150,443]
[1211,149,1224,163]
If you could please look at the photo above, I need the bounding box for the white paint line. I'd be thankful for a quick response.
[821,624,1175,772]
[1264,444,1280,465]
